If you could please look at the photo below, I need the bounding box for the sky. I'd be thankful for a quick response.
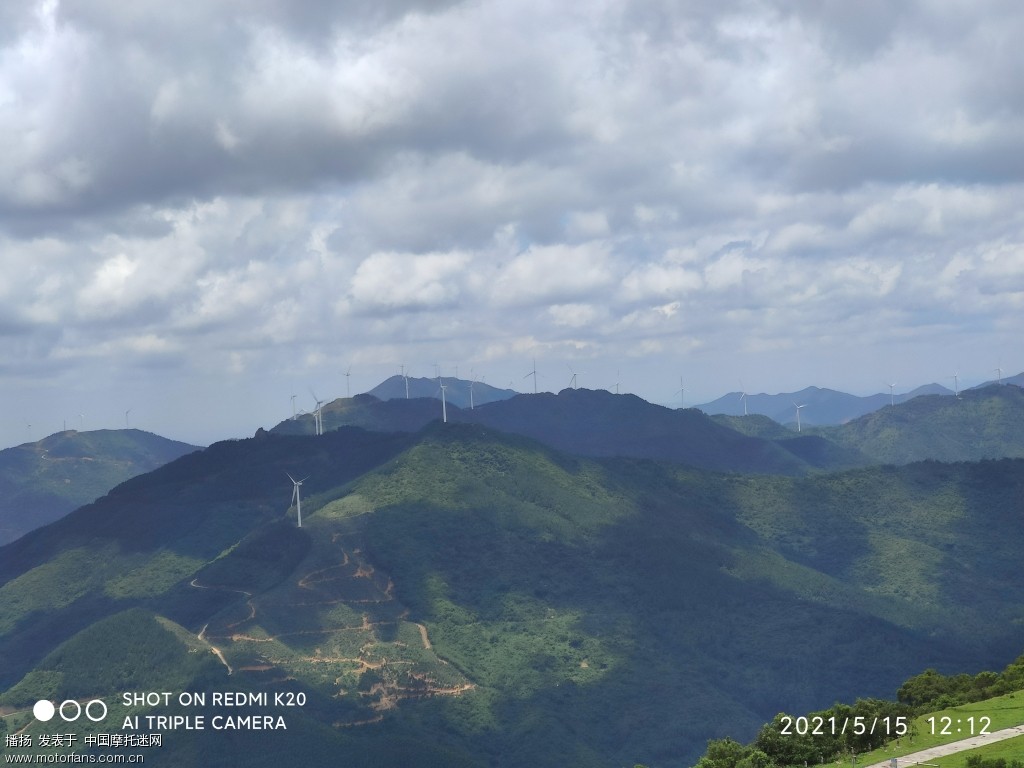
[1,0,1022,448]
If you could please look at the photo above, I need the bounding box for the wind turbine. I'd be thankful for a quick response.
[286,473,309,528]
[401,365,411,398]
[613,369,620,395]
[524,358,538,394]
[674,377,685,408]
[79,413,85,429]
[888,382,897,407]
[994,367,1003,385]
[566,363,578,390]
[469,370,476,410]
[794,403,807,432]
[310,389,324,436]
[438,380,448,423]
[951,371,960,398]
[739,380,748,416]
[291,394,297,420]
[344,366,351,398]
[125,409,132,429]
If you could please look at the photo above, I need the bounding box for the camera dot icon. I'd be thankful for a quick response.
[33,700,55,722]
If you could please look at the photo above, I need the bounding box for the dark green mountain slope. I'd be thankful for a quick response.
[275,389,816,475]
[817,384,1024,464]
[457,389,811,474]
[0,429,199,546]
[270,393,442,436]
[710,413,795,439]
[2,424,1023,766]
[711,415,871,470]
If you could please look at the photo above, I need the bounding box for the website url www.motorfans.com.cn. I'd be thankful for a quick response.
[5,755,144,763]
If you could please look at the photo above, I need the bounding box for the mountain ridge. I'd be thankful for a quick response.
[0,428,200,546]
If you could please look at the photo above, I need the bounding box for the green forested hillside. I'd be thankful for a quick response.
[0,429,199,546]
[819,384,1024,464]
[3,395,1022,766]
[1,422,1022,766]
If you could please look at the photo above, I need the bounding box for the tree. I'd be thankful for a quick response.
[694,738,749,768]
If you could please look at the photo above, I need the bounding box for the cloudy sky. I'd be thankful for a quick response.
[1,0,1022,447]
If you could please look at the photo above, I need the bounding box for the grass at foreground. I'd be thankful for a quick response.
[923,735,1024,766]
[853,692,1024,765]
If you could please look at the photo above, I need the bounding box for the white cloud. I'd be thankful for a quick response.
[621,263,703,302]
[77,254,139,315]
[350,250,470,312]
[547,303,602,328]
[490,243,615,306]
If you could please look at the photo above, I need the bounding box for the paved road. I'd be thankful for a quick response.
[863,724,1024,767]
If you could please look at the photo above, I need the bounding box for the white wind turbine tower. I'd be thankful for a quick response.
[739,380,748,416]
[79,413,85,429]
[566,363,579,390]
[125,409,132,429]
[310,390,325,436]
[291,395,297,420]
[286,473,309,528]
[438,380,448,423]
[888,382,897,407]
[794,403,807,432]
[613,369,620,395]
[951,371,960,398]
[469,369,476,410]
[344,366,352,398]
[401,365,411,398]
[674,377,685,408]
[524,358,538,394]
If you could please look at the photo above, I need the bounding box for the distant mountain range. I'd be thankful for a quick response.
[273,380,1024,473]
[367,375,517,409]
[367,371,1024,428]
[0,429,199,546]
[696,383,953,426]
[813,383,1024,464]
[710,383,1024,467]
[274,389,810,474]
